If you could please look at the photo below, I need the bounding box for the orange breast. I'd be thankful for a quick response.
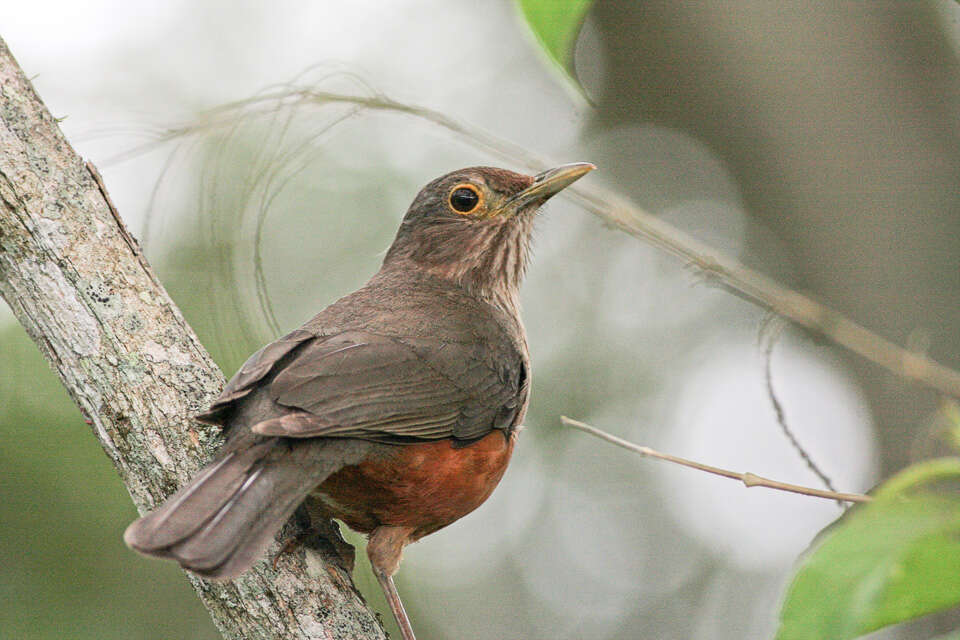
[316,430,516,539]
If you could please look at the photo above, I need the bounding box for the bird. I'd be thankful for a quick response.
[124,161,595,640]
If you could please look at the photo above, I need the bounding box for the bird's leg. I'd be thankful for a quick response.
[376,570,417,640]
[368,526,417,640]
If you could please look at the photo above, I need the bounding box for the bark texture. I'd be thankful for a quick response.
[0,37,385,640]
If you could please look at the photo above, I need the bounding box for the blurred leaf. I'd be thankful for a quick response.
[515,0,594,82]
[943,401,960,452]
[776,458,960,640]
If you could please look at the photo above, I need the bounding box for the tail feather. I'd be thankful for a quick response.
[164,450,320,576]
[124,441,274,550]
[124,437,369,579]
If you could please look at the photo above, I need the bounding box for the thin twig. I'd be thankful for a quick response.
[105,82,960,398]
[760,319,840,503]
[561,416,872,504]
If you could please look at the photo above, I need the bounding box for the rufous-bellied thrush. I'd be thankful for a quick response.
[124,162,595,640]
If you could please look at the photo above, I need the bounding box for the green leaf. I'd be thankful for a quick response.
[515,0,594,78]
[776,458,960,640]
[942,401,960,452]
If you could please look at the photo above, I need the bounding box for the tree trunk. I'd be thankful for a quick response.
[0,36,385,640]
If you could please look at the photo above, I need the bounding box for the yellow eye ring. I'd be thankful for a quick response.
[448,183,482,214]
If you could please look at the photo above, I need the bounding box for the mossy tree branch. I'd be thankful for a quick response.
[0,36,385,640]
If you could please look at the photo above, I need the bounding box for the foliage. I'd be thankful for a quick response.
[515,0,594,83]
[776,459,960,639]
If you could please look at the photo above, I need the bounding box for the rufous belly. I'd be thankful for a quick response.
[315,430,516,540]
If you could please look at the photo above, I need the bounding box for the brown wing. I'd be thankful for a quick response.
[251,330,526,444]
[196,329,314,426]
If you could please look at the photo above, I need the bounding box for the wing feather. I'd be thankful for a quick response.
[196,329,313,425]
[247,330,524,443]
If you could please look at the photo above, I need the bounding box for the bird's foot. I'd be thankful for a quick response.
[303,516,357,574]
[273,500,356,574]
[272,535,303,570]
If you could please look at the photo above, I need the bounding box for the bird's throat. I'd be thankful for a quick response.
[389,217,533,316]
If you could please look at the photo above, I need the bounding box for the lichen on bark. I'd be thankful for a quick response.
[0,36,385,640]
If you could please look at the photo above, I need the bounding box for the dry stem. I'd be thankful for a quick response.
[190,87,960,399]
[561,416,872,504]
[109,84,960,397]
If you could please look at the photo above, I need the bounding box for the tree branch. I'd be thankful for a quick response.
[0,37,385,640]
[561,417,872,504]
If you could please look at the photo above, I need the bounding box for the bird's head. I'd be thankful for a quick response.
[383,163,595,304]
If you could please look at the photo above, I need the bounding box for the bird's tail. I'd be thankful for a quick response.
[124,437,363,579]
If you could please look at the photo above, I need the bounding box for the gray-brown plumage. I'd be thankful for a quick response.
[124,162,594,640]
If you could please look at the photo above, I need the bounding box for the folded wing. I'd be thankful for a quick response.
[200,329,526,445]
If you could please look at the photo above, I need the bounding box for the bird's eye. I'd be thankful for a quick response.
[449,184,481,214]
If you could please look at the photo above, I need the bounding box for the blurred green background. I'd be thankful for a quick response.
[2,1,959,639]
